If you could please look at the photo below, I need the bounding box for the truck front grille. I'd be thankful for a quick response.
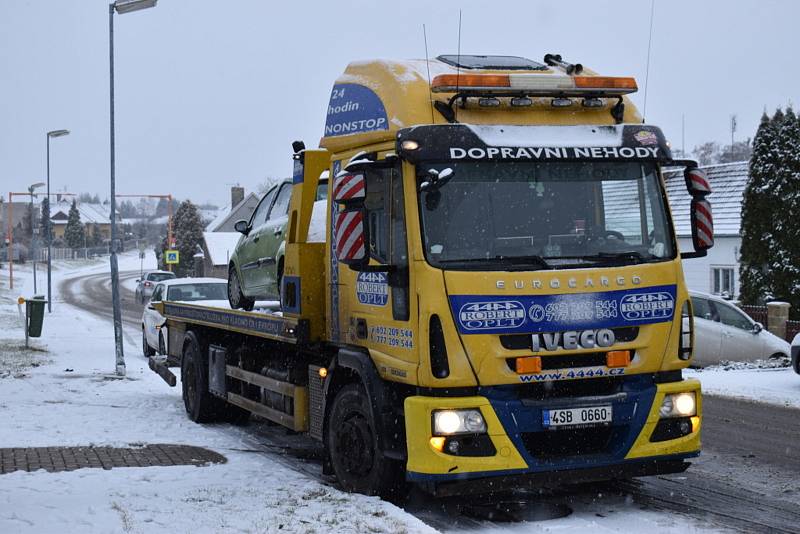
[499,327,639,351]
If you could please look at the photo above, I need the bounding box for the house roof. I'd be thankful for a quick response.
[203,231,241,266]
[50,201,114,226]
[664,161,748,237]
[206,192,260,232]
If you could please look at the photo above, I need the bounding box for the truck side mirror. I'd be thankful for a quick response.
[234,220,249,235]
[690,198,713,252]
[334,208,367,266]
[678,162,714,259]
[333,172,368,268]
[684,167,711,196]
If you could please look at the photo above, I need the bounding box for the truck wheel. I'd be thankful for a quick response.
[142,327,155,357]
[327,383,404,497]
[181,332,220,423]
[228,267,254,311]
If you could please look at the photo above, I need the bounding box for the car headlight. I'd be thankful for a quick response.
[659,392,696,418]
[432,409,487,435]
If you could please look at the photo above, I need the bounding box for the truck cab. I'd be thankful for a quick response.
[159,53,713,499]
[316,54,712,494]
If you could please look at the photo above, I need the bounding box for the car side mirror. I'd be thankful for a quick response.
[147,303,156,311]
[752,322,763,334]
[135,279,140,283]
[234,219,249,235]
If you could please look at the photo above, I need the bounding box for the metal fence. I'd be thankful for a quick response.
[2,239,148,263]
[739,304,768,325]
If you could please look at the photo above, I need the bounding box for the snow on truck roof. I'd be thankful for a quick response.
[320,55,643,153]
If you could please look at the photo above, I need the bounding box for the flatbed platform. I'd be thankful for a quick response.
[158,301,309,345]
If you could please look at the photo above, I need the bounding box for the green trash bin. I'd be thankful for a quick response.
[26,295,47,338]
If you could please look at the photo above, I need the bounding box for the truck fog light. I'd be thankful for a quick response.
[433,409,487,435]
[679,419,691,435]
[659,392,696,418]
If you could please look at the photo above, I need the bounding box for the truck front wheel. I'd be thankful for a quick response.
[327,383,403,498]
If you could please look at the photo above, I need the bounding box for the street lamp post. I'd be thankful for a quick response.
[27,183,45,294]
[109,0,158,376]
[46,129,70,313]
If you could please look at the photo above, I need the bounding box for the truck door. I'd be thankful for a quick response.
[349,164,417,375]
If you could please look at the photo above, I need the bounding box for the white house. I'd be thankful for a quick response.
[664,161,748,298]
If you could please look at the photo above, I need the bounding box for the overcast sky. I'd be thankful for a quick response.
[1,0,797,206]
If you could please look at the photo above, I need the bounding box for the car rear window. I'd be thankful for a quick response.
[167,283,227,301]
[149,273,176,282]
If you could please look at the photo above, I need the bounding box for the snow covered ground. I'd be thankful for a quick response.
[0,253,727,533]
[688,366,800,408]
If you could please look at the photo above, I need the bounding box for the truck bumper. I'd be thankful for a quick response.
[404,375,701,494]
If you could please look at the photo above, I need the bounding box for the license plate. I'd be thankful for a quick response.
[543,405,613,428]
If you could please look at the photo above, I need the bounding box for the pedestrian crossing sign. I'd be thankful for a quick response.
[165,250,180,264]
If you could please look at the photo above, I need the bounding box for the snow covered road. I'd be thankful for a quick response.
[2,253,800,532]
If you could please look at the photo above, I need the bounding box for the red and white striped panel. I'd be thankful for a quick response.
[335,210,366,262]
[333,173,365,202]
[692,199,714,249]
[685,168,712,196]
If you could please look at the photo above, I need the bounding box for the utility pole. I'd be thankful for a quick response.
[108,0,158,377]
[730,114,737,160]
[46,129,70,312]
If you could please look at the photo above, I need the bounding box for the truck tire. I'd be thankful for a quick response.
[142,327,155,357]
[181,332,221,423]
[327,383,404,498]
[228,267,254,311]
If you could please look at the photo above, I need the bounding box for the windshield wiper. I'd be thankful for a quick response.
[438,255,551,270]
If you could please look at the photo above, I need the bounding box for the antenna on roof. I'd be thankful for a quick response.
[423,24,435,124]
[455,9,462,121]
[642,0,655,122]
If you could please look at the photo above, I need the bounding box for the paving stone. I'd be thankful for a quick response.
[0,444,226,474]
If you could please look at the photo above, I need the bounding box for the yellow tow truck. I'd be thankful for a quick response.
[152,53,714,497]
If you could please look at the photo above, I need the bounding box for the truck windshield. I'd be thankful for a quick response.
[418,161,675,270]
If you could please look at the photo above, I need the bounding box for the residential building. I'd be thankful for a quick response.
[665,161,747,298]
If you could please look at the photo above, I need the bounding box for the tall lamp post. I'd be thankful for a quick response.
[27,182,46,294]
[110,0,158,376]
[46,129,70,313]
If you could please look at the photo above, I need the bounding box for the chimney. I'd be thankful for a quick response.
[231,186,244,209]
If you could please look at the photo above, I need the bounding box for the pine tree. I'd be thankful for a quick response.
[64,200,85,249]
[89,223,103,247]
[173,200,203,277]
[40,197,52,244]
[770,108,800,316]
[739,111,780,304]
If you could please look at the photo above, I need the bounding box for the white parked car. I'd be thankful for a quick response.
[142,278,229,358]
[689,291,790,367]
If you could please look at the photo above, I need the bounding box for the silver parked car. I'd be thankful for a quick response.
[690,291,790,367]
[135,270,176,304]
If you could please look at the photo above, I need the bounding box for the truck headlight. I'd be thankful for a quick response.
[433,409,487,435]
[659,392,696,418]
